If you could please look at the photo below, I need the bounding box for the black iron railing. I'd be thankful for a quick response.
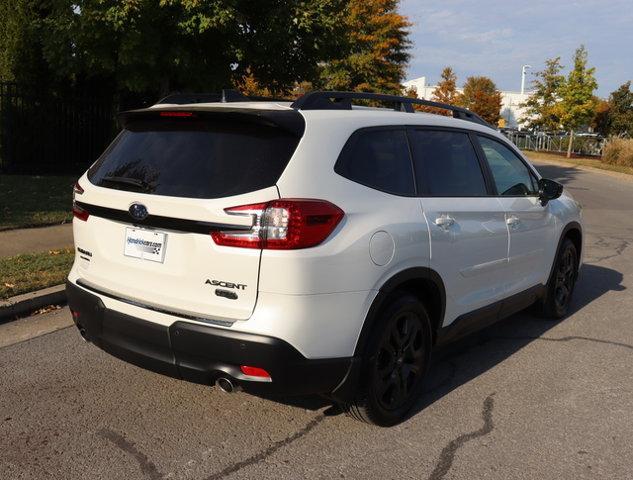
[0,82,117,174]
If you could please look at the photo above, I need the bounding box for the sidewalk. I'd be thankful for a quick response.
[0,224,73,258]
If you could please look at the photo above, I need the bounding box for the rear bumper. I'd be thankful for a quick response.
[66,281,353,396]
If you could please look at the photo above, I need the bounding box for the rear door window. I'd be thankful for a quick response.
[409,129,488,197]
[334,128,415,196]
[88,119,300,199]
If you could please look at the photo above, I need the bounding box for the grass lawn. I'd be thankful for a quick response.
[0,248,74,300]
[0,174,76,230]
[523,150,633,176]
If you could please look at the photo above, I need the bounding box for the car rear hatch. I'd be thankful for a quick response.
[72,106,304,323]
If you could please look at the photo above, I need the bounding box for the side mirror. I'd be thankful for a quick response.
[538,178,563,206]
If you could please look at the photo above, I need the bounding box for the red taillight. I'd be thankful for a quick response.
[211,199,344,250]
[240,365,271,379]
[159,111,194,117]
[72,204,89,221]
[72,181,88,221]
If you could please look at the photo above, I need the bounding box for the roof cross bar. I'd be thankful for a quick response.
[290,90,491,128]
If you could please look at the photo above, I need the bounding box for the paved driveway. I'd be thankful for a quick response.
[1,160,631,479]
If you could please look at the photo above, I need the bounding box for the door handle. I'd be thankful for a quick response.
[506,216,520,228]
[435,215,455,228]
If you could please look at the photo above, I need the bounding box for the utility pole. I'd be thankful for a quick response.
[521,64,531,95]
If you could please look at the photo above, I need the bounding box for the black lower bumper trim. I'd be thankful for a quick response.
[66,281,352,396]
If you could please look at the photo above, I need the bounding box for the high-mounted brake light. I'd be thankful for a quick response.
[159,111,194,117]
[211,199,344,250]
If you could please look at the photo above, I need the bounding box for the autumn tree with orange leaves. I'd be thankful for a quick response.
[319,0,411,94]
[459,76,503,125]
[432,67,460,105]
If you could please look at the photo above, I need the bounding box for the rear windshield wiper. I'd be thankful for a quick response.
[101,176,155,192]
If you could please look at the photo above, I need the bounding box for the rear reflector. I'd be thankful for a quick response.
[72,203,89,221]
[240,365,271,378]
[211,199,344,250]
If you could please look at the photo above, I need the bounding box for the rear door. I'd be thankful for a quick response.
[476,135,556,294]
[409,128,509,326]
[72,109,303,322]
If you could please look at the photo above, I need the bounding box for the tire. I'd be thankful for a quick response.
[541,238,579,319]
[341,294,432,426]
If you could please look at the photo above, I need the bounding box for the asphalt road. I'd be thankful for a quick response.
[1,160,632,480]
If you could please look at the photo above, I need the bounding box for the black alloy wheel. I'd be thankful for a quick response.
[374,311,426,411]
[342,294,432,426]
[542,238,579,318]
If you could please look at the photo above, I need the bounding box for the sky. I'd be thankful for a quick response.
[399,0,632,97]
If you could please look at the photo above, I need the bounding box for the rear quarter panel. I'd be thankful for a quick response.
[263,112,431,297]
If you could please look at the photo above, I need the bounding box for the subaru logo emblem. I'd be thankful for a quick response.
[129,203,148,221]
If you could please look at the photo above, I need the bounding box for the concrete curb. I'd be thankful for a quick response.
[0,284,66,322]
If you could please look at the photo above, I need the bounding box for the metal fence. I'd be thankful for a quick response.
[503,131,605,157]
[0,82,117,174]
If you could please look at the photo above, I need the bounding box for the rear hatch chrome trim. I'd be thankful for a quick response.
[76,278,235,327]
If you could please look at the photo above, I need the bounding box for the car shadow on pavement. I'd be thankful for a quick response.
[256,263,625,419]
[409,262,625,420]
[533,162,583,185]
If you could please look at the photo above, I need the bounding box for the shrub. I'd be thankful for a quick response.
[603,138,633,167]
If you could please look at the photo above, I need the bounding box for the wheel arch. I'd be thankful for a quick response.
[564,222,582,261]
[353,267,446,357]
[547,221,583,284]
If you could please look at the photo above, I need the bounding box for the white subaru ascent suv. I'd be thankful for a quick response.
[67,90,583,426]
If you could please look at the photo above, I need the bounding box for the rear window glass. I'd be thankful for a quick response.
[334,129,415,196]
[88,119,300,199]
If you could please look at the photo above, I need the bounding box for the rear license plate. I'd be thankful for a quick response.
[124,227,167,263]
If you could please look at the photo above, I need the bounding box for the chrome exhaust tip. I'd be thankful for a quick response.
[76,324,88,342]
[215,377,235,393]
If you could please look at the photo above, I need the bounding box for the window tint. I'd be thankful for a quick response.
[478,136,537,196]
[409,130,487,197]
[88,119,300,199]
[335,129,415,196]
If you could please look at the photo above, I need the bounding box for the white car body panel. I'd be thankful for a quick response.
[68,101,584,361]
[421,197,508,326]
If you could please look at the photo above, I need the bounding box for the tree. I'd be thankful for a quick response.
[0,0,52,84]
[402,85,434,112]
[319,0,411,94]
[34,0,345,96]
[432,67,459,105]
[459,76,502,125]
[605,81,633,136]
[591,98,610,137]
[557,45,598,157]
[520,57,565,131]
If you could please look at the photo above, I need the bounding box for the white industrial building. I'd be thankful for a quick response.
[403,76,532,129]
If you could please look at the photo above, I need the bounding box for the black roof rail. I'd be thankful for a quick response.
[157,89,292,105]
[291,90,491,128]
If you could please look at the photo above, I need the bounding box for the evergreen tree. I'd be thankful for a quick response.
[520,57,565,131]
